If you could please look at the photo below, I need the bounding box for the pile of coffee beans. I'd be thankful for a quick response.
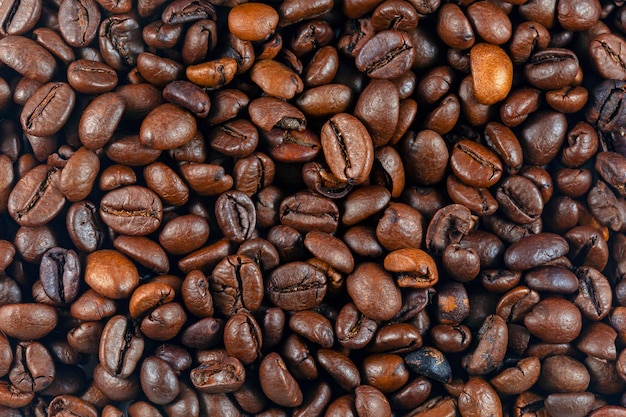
[1,0,626,415]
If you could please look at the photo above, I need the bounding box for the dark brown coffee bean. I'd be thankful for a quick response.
[426,204,473,255]
[140,302,186,341]
[259,353,302,407]
[544,392,595,417]
[347,262,402,321]
[504,233,569,271]
[590,33,626,80]
[0,35,57,83]
[140,356,180,405]
[354,79,399,147]
[525,48,579,90]
[336,302,377,349]
[458,378,502,417]
[98,13,144,71]
[40,247,80,304]
[451,139,503,188]
[574,266,612,321]
[525,297,582,343]
[67,59,118,94]
[162,0,215,24]
[0,0,41,36]
[355,29,415,79]
[402,130,449,186]
[99,315,144,378]
[0,303,57,340]
[9,341,54,393]
[596,151,626,197]
[462,314,508,375]
[8,165,65,228]
[58,0,101,47]
[267,261,327,311]
[21,82,75,137]
[211,254,263,316]
[215,190,256,243]
[437,3,474,50]
[320,113,374,185]
[280,191,339,234]
[100,186,163,236]
[190,355,245,394]
[48,395,98,417]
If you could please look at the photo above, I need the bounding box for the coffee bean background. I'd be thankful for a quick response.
[0,0,626,416]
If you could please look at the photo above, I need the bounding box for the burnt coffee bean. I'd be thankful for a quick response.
[405,346,452,383]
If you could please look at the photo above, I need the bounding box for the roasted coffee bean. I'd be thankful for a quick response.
[320,113,374,185]
[524,297,582,343]
[99,315,144,378]
[405,346,452,383]
[100,186,163,236]
[0,35,57,83]
[280,191,339,234]
[355,30,415,79]
[58,0,101,47]
[211,254,263,316]
[470,43,513,105]
[259,352,302,407]
[347,262,402,321]
[267,261,327,311]
[39,247,81,303]
[67,60,119,94]
[215,190,256,243]
[9,341,54,392]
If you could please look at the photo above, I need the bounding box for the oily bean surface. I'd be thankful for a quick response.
[0,1,624,416]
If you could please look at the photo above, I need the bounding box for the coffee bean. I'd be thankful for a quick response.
[470,43,513,105]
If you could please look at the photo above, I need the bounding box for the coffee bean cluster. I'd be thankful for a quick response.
[0,0,625,416]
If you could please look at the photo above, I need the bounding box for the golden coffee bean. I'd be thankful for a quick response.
[470,43,513,105]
